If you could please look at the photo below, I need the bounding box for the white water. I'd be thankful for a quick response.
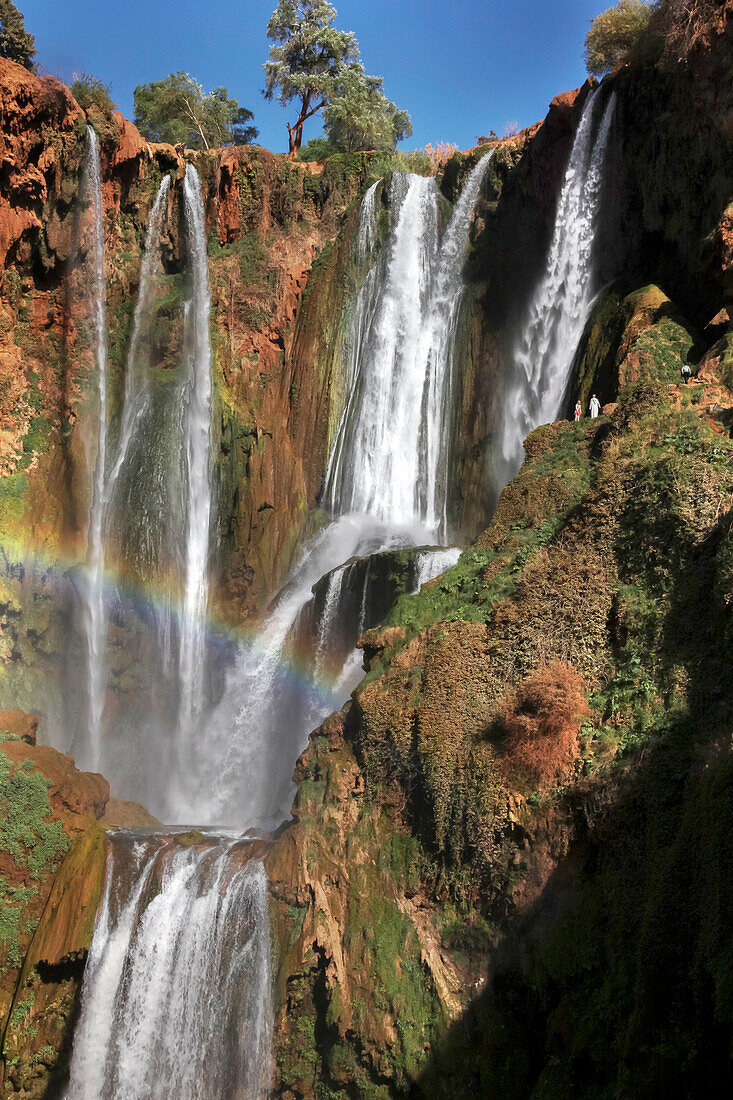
[66,835,271,1100]
[191,162,489,827]
[325,156,492,531]
[412,546,462,590]
[80,127,108,772]
[105,175,171,501]
[72,164,215,820]
[495,90,616,490]
[176,165,214,774]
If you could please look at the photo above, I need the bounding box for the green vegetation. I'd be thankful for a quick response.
[584,0,654,74]
[264,0,410,156]
[0,0,35,70]
[322,62,412,152]
[0,749,70,877]
[297,136,339,162]
[134,72,258,149]
[70,72,115,114]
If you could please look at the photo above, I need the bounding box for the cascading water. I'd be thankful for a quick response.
[176,164,214,784]
[324,172,439,524]
[326,155,492,534]
[104,175,171,500]
[495,90,616,490]
[71,163,216,821]
[65,834,272,1100]
[190,160,491,827]
[80,127,108,772]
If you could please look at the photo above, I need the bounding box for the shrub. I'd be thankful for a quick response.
[370,148,433,178]
[424,142,458,171]
[651,0,727,64]
[297,136,339,162]
[71,72,115,114]
[584,0,654,75]
[501,663,589,785]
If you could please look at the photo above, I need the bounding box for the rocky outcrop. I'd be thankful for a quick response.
[0,720,152,1096]
[267,262,733,1093]
[0,10,731,1095]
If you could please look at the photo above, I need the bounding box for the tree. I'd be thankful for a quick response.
[134,72,258,150]
[263,0,360,156]
[584,0,654,75]
[0,0,35,70]
[322,62,411,152]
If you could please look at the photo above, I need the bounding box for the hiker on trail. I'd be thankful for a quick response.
[589,394,601,418]
[681,362,692,385]
[574,400,582,421]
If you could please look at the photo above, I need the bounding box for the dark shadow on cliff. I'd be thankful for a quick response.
[411,502,733,1098]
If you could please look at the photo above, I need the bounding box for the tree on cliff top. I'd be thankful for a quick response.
[264,0,410,157]
[322,62,412,153]
[0,0,35,70]
[134,72,258,150]
[264,1,357,156]
[584,0,653,74]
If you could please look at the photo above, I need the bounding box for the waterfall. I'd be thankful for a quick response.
[66,834,272,1100]
[412,546,462,590]
[418,156,493,536]
[325,172,439,523]
[81,127,108,772]
[325,157,491,532]
[75,169,172,779]
[194,161,489,827]
[495,90,616,489]
[105,175,171,501]
[177,165,214,751]
[71,154,483,829]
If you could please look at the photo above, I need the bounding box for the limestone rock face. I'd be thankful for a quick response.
[0,730,104,1094]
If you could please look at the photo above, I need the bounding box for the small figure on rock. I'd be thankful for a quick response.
[574,400,582,421]
[681,362,692,385]
[589,394,601,418]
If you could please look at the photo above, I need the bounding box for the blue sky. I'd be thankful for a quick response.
[26,0,604,152]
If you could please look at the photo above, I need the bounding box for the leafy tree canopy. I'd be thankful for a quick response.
[0,0,35,70]
[134,72,258,150]
[264,0,409,156]
[323,63,412,153]
[584,0,654,75]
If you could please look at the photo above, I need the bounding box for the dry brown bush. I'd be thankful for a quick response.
[501,662,589,786]
[424,141,458,170]
[652,0,728,63]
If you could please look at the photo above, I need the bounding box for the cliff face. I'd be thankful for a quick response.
[263,16,733,1098]
[0,58,370,619]
[0,60,375,748]
[0,8,731,1094]
[267,288,733,1095]
[0,712,153,1097]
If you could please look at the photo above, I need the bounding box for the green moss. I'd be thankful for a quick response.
[0,750,70,877]
[0,473,29,531]
[172,829,206,847]
[0,879,37,967]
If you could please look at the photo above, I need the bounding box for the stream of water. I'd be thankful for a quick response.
[65,833,272,1100]
[67,114,612,1095]
[494,89,617,490]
